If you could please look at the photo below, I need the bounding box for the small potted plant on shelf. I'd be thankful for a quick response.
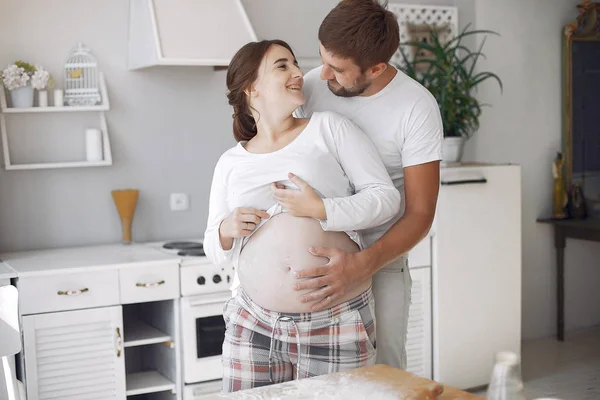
[30,65,54,107]
[397,24,503,163]
[1,61,37,108]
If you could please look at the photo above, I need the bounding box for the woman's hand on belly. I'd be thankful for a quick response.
[218,207,270,250]
[237,213,369,313]
[271,173,326,220]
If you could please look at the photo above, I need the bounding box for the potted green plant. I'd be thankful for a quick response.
[397,24,503,163]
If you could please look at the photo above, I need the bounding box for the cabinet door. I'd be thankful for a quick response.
[434,166,521,389]
[23,306,126,400]
[406,267,432,379]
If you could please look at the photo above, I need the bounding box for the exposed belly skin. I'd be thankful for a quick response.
[238,213,371,312]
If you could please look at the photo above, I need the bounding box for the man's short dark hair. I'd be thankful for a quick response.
[318,0,400,71]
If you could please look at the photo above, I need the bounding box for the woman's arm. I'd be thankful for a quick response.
[320,116,400,231]
[204,159,238,267]
[204,158,270,267]
[272,115,400,232]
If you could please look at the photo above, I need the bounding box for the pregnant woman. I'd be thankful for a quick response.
[204,40,401,393]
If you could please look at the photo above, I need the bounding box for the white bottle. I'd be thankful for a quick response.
[85,128,103,161]
[487,352,526,400]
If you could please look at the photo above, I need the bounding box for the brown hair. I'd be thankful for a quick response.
[226,39,296,142]
[318,0,399,71]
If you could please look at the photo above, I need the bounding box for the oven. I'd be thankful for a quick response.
[180,291,230,385]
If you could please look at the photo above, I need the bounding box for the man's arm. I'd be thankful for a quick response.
[293,160,440,311]
[362,160,440,271]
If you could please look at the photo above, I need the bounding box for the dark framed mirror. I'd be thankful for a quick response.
[563,2,600,217]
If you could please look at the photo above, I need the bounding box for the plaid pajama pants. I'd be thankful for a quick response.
[221,287,377,393]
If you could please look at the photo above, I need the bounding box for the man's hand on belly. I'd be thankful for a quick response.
[292,247,374,311]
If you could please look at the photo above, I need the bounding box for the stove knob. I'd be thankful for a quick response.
[227,275,231,283]
[213,274,222,284]
[197,276,206,285]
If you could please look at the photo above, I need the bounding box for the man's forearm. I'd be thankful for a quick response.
[360,211,435,276]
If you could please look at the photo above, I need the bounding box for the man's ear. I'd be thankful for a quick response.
[366,62,388,80]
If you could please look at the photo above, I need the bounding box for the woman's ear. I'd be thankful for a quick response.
[245,85,258,99]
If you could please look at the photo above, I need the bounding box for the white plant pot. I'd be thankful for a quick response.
[442,137,465,164]
[10,86,34,108]
[38,90,48,107]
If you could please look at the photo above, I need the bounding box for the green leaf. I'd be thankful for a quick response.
[395,24,502,138]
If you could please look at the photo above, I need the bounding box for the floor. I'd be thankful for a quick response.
[475,327,600,399]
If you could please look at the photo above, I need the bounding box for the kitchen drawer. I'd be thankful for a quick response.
[19,270,119,315]
[119,263,179,304]
[408,237,431,268]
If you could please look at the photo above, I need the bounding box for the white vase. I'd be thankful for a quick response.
[442,137,465,164]
[10,86,34,108]
[38,90,48,107]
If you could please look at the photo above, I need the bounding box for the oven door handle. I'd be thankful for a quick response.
[188,299,227,308]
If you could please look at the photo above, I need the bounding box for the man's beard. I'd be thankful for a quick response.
[327,79,370,98]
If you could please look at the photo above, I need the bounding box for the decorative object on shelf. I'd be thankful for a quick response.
[53,89,63,107]
[85,128,103,161]
[1,61,36,108]
[388,3,459,70]
[30,65,54,107]
[568,183,587,219]
[565,0,599,37]
[112,189,139,244]
[391,3,503,164]
[405,22,452,75]
[64,43,102,106]
[552,152,569,220]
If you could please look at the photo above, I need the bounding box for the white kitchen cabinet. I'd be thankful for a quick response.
[405,266,433,380]
[405,164,521,389]
[18,269,120,315]
[119,263,180,304]
[433,164,521,389]
[22,305,126,400]
[1,245,185,400]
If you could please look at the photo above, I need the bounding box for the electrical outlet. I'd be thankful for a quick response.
[170,193,189,211]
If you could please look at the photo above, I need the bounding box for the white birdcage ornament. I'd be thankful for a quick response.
[63,43,102,106]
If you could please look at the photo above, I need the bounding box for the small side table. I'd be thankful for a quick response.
[537,217,600,341]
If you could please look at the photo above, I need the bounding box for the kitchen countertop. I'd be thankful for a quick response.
[215,364,483,399]
[0,261,17,280]
[0,243,181,277]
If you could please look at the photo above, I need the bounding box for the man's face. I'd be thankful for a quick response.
[319,44,371,97]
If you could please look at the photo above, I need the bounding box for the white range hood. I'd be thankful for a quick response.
[128,0,258,69]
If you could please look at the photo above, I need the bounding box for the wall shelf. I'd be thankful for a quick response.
[1,104,109,113]
[5,160,112,171]
[0,72,113,170]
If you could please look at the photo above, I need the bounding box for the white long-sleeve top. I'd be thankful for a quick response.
[203,111,401,278]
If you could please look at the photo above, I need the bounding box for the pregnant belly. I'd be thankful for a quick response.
[238,213,371,313]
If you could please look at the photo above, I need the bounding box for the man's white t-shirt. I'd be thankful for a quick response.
[204,111,401,290]
[296,66,443,250]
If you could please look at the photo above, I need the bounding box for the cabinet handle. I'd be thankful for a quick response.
[441,178,487,186]
[116,327,122,358]
[57,288,89,296]
[136,280,165,288]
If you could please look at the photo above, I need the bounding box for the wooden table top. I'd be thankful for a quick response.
[215,364,484,399]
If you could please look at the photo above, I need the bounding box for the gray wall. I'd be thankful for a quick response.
[465,0,600,338]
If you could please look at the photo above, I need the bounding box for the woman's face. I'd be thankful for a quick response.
[249,44,304,114]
